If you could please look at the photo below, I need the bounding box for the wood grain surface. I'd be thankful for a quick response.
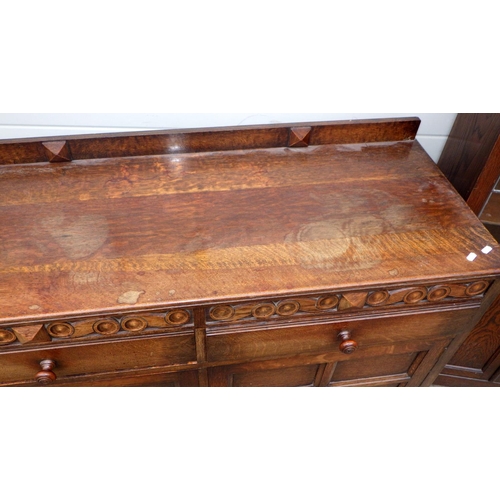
[1,121,499,326]
[0,117,420,165]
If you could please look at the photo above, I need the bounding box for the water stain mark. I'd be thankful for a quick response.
[39,214,109,260]
[117,290,145,305]
[71,271,100,285]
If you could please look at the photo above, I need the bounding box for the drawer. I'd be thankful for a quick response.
[206,307,479,364]
[0,334,196,385]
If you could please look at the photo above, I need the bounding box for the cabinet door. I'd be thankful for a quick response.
[208,338,451,387]
[209,361,323,387]
[436,293,500,387]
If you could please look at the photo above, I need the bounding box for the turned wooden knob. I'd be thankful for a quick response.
[338,330,358,355]
[35,360,57,385]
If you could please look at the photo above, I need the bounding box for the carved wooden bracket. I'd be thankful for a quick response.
[11,324,50,344]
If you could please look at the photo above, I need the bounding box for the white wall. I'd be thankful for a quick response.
[0,113,456,163]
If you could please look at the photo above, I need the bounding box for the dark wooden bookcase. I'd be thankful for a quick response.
[436,113,500,386]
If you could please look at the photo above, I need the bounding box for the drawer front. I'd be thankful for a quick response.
[0,334,196,385]
[206,307,478,364]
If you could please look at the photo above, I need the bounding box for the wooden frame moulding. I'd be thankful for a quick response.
[0,117,421,166]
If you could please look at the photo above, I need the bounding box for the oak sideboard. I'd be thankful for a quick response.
[1,117,499,387]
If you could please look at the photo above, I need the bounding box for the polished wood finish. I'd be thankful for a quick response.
[1,118,500,387]
[1,132,498,323]
[0,117,420,165]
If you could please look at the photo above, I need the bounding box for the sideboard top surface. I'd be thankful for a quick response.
[1,118,500,324]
